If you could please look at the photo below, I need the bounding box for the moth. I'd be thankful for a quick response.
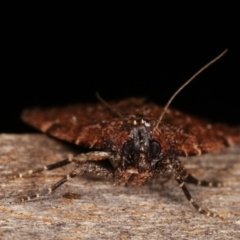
[13,49,240,217]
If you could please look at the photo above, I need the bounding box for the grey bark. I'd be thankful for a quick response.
[0,134,240,240]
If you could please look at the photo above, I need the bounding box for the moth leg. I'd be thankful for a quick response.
[175,177,218,217]
[9,151,113,179]
[18,152,113,202]
[20,165,83,202]
[9,157,73,179]
[184,173,226,187]
[170,158,219,217]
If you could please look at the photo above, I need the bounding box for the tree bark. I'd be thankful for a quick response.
[0,134,240,239]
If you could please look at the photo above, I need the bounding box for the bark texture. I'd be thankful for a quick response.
[0,134,240,239]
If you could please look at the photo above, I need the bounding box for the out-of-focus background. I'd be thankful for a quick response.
[2,3,239,133]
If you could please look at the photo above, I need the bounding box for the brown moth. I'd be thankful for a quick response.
[15,49,240,217]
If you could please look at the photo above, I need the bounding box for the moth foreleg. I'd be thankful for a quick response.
[175,177,218,217]
[171,158,219,217]
[18,152,113,202]
[19,165,83,202]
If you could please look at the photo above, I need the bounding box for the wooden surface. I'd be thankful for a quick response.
[0,134,240,240]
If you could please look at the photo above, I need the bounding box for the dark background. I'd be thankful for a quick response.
[2,4,239,133]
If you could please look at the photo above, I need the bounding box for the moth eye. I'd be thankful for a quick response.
[150,140,161,158]
[122,140,135,160]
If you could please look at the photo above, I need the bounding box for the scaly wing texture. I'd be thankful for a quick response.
[21,98,240,157]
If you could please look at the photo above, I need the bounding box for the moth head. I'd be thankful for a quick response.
[121,119,163,173]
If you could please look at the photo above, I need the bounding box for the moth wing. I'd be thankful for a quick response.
[155,112,240,156]
[21,98,240,156]
[21,98,146,150]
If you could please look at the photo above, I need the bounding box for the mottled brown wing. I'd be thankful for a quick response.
[155,108,240,156]
[22,98,149,150]
[21,98,240,156]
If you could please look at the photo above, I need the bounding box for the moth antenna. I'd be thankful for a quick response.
[153,49,228,133]
[96,92,123,118]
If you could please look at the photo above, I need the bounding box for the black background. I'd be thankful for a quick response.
[2,3,240,133]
